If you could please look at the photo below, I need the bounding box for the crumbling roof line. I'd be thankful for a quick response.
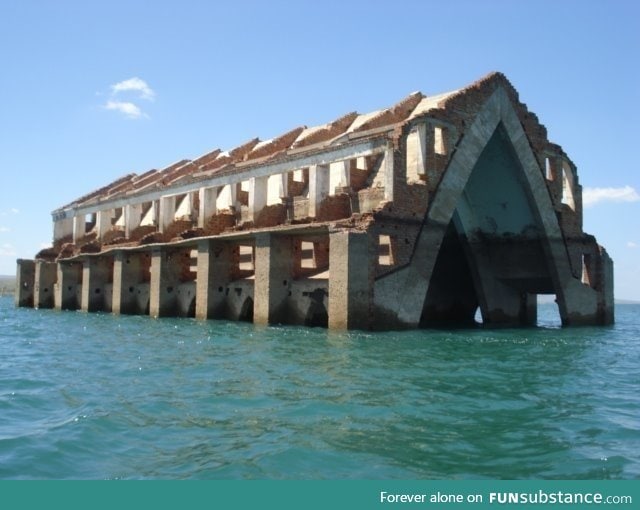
[54,72,558,219]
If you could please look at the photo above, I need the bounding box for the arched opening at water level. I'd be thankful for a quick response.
[420,123,559,328]
[238,297,254,323]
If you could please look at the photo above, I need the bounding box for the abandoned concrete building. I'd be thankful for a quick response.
[15,72,614,329]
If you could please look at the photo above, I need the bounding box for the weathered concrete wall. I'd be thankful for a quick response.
[34,260,57,309]
[328,230,375,330]
[81,257,112,312]
[113,251,151,315]
[254,233,294,325]
[15,259,35,308]
[54,262,82,311]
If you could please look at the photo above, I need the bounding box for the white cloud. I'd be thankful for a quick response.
[0,243,16,257]
[103,77,155,119]
[10,208,19,214]
[111,77,155,101]
[105,100,147,120]
[628,242,638,249]
[583,186,640,207]
[0,226,10,233]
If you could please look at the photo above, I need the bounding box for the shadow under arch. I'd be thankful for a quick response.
[186,296,196,318]
[304,300,328,328]
[238,297,254,323]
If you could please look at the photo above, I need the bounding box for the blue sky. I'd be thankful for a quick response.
[0,1,638,299]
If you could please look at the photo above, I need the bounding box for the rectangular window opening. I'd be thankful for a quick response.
[561,163,575,210]
[545,157,553,180]
[293,169,305,183]
[238,244,254,272]
[300,241,316,269]
[434,126,447,156]
[378,235,395,266]
[189,249,198,274]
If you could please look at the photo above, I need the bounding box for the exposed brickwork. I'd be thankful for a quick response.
[355,92,423,132]
[34,246,59,262]
[59,173,136,209]
[236,188,249,207]
[246,127,305,162]
[287,168,308,197]
[163,219,196,241]
[316,194,351,222]
[349,167,370,192]
[203,211,237,236]
[254,204,287,228]
[293,112,358,148]
[128,225,157,242]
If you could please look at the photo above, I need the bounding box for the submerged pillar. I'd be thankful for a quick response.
[81,257,111,312]
[253,232,294,325]
[195,239,233,319]
[55,262,82,311]
[15,259,35,308]
[149,247,180,318]
[34,260,57,309]
[112,251,150,315]
[328,231,374,330]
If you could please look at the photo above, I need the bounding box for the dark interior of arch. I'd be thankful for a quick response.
[420,123,556,328]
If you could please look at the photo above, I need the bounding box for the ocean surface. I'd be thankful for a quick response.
[0,296,638,480]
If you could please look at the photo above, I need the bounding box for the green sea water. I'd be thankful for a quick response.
[0,296,638,479]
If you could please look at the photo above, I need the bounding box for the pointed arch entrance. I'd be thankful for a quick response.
[375,86,607,328]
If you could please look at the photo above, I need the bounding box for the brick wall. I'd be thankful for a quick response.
[316,194,351,221]
[254,204,287,228]
[203,211,237,235]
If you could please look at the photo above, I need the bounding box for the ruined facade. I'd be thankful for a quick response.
[16,73,614,329]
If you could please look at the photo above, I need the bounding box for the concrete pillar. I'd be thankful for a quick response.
[96,210,114,240]
[53,217,74,243]
[253,233,294,325]
[477,279,531,327]
[15,259,35,307]
[308,164,329,218]
[248,176,268,221]
[149,247,181,317]
[81,257,111,312]
[159,196,176,233]
[55,262,82,311]
[124,203,143,238]
[73,215,86,243]
[328,231,374,330]
[195,239,233,319]
[330,160,350,193]
[113,251,148,314]
[383,145,395,202]
[198,187,218,228]
[34,260,57,309]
